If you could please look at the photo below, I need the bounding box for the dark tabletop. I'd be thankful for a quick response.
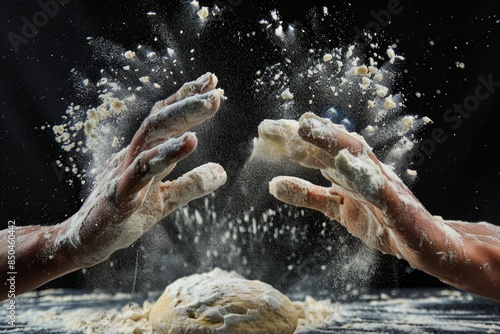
[1,288,499,334]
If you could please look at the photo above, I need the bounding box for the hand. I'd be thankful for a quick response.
[255,112,500,301]
[58,72,227,267]
[0,73,228,300]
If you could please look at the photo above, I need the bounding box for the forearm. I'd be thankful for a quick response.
[0,221,82,301]
[393,215,500,301]
[436,220,500,300]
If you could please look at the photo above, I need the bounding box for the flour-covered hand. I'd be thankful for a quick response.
[60,73,227,267]
[256,112,500,302]
[0,73,227,300]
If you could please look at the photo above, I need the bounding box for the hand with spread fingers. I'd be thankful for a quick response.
[63,72,227,267]
[0,73,227,300]
[255,112,500,302]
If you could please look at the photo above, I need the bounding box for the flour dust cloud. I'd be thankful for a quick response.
[48,1,429,298]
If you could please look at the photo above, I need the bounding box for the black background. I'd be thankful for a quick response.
[1,0,500,293]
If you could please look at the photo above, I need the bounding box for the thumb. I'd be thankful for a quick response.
[159,163,227,218]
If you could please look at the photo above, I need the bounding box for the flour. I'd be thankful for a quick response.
[334,149,385,203]
[13,273,338,334]
[252,118,324,166]
[294,296,337,332]
[13,287,499,333]
[46,1,437,324]
[197,7,209,20]
[41,271,332,334]
[387,47,395,60]
[124,50,136,59]
[281,88,294,99]
[323,53,333,62]
[375,83,389,97]
[252,20,430,184]
[383,96,397,110]
[40,268,339,334]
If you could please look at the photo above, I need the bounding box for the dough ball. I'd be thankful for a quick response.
[149,268,299,334]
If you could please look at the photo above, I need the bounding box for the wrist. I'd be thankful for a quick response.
[52,218,92,270]
[56,213,123,269]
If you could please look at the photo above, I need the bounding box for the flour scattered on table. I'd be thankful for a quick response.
[15,290,154,334]
[14,270,337,334]
[13,287,499,333]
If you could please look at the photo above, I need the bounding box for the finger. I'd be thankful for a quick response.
[126,89,221,165]
[333,147,422,214]
[160,162,227,216]
[298,112,400,182]
[298,112,368,158]
[334,149,444,257]
[333,148,387,208]
[151,72,219,113]
[269,176,344,219]
[115,133,198,209]
[255,119,335,169]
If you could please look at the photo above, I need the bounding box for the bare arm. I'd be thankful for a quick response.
[0,73,227,301]
[0,224,80,299]
[255,112,500,302]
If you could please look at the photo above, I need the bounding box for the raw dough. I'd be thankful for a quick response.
[149,268,299,334]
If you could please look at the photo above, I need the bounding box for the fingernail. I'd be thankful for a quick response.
[206,162,227,177]
[201,88,224,102]
[177,73,219,100]
[156,136,183,160]
[178,91,220,123]
[182,131,196,142]
[197,72,218,93]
